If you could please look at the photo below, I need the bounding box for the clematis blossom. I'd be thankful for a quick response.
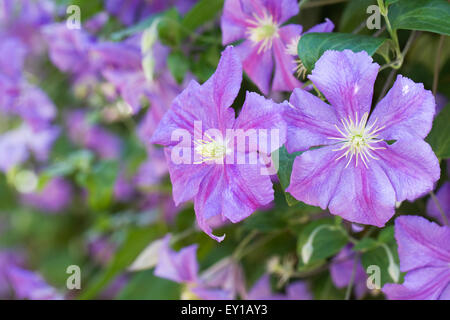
[151,46,287,241]
[382,216,450,300]
[221,0,334,94]
[285,50,440,227]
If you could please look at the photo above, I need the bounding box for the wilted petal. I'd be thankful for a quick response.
[370,75,435,140]
[309,50,379,120]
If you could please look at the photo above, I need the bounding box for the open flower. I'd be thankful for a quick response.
[382,216,450,300]
[151,46,286,241]
[285,50,440,227]
[221,0,333,94]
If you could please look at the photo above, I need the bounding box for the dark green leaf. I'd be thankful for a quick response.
[168,51,190,84]
[276,146,302,206]
[297,32,387,71]
[426,103,450,159]
[297,219,348,265]
[181,0,224,34]
[389,0,450,36]
[353,238,378,252]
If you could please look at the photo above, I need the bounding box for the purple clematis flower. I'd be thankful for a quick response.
[221,0,334,94]
[154,235,234,300]
[382,216,450,300]
[285,50,440,227]
[246,274,311,300]
[427,182,449,225]
[21,177,72,213]
[7,266,62,300]
[151,46,287,241]
[330,245,367,299]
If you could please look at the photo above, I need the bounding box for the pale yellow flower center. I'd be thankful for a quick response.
[246,11,280,54]
[194,133,228,164]
[329,112,386,168]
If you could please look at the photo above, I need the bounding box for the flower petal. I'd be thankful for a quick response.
[154,235,199,284]
[233,91,287,154]
[304,18,335,34]
[369,75,435,140]
[221,0,252,44]
[235,40,273,95]
[164,148,213,206]
[264,0,300,24]
[383,266,450,300]
[309,50,379,121]
[285,88,340,153]
[374,139,440,203]
[272,38,302,92]
[222,160,274,223]
[427,182,450,225]
[204,46,242,112]
[393,216,450,272]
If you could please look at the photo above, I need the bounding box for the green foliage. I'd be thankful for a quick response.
[276,146,302,206]
[426,104,450,159]
[389,0,450,36]
[297,33,387,71]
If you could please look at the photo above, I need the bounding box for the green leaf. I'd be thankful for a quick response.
[353,238,379,252]
[158,8,182,47]
[181,0,224,34]
[277,146,302,206]
[361,242,401,286]
[297,32,387,71]
[76,160,119,211]
[297,219,348,265]
[389,0,450,36]
[339,0,376,33]
[426,103,450,159]
[168,51,190,84]
[79,224,167,299]
[110,14,163,41]
[118,270,180,299]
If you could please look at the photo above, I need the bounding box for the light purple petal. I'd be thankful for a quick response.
[233,91,287,154]
[221,0,251,44]
[272,38,302,92]
[374,139,440,203]
[305,18,335,34]
[370,75,435,140]
[427,182,450,224]
[264,0,300,24]
[285,88,340,153]
[154,235,199,284]
[383,267,450,300]
[393,216,450,272]
[7,267,62,300]
[235,40,273,95]
[309,50,379,121]
[286,281,312,300]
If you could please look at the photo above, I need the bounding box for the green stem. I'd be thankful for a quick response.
[345,253,360,300]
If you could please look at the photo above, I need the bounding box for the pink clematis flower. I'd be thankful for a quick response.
[221,0,334,94]
[151,46,287,241]
[285,50,440,227]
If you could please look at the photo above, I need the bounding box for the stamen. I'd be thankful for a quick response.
[193,133,228,164]
[329,112,386,168]
[245,11,279,54]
